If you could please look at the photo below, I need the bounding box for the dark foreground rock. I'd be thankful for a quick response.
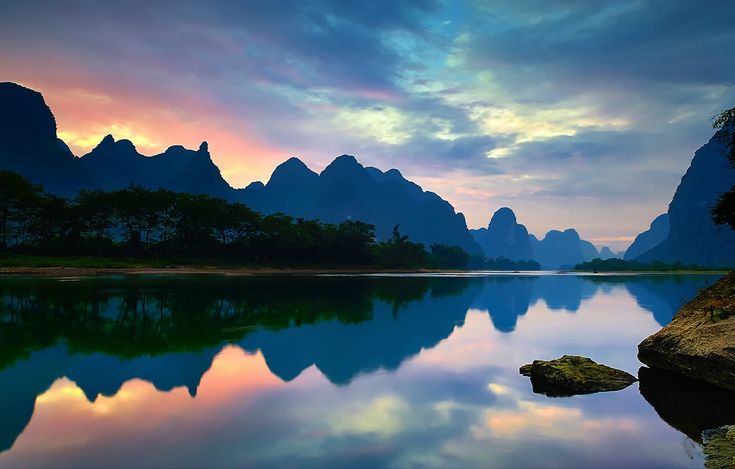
[519,355,637,397]
[703,425,735,469]
[638,273,735,391]
[638,367,735,443]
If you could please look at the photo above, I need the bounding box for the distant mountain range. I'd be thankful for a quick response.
[625,129,735,266]
[3,81,731,267]
[471,207,606,269]
[0,82,480,254]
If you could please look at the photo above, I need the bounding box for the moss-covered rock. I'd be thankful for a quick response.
[519,355,637,397]
[703,425,735,469]
[638,273,735,391]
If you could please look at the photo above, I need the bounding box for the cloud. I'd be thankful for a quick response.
[1,0,734,248]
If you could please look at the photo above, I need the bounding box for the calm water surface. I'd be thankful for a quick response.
[0,273,726,468]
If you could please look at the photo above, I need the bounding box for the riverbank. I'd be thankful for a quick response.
[0,254,728,276]
[639,272,735,391]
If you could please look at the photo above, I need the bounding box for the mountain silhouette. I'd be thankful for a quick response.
[0,82,88,194]
[635,130,735,266]
[0,82,480,254]
[79,136,236,198]
[529,229,599,269]
[470,208,534,261]
[241,154,482,252]
[624,214,669,260]
[598,246,618,259]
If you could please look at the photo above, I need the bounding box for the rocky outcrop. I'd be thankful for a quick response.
[519,355,637,396]
[470,207,534,261]
[638,273,735,390]
[702,425,735,469]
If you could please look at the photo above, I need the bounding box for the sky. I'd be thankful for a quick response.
[1,0,734,251]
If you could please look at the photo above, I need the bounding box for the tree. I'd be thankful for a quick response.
[711,107,735,228]
[0,171,43,249]
[429,243,469,269]
[76,190,116,251]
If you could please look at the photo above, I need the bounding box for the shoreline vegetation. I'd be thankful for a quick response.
[573,258,729,273]
[0,170,546,272]
[1,171,730,275]
[0,253,726,276]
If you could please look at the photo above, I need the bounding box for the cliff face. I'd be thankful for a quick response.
[624,214,669,260]
[0,82,88,194]
[470,207,534,261]
[637,131,735,267]
[638,273,735,391]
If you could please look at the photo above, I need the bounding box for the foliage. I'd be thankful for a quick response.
[0,172,480,269]
[574,258,723,272]
[711,107,735,229]
[0,275,468,367]
[470,255,541,270]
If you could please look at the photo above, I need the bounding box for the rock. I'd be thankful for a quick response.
[519,355,637,397]
[638,273,735,391]
[702,425,735,469]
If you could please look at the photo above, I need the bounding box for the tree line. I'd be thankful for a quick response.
[0,171,470,268]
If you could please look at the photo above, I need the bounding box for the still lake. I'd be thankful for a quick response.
[0,272,727,468]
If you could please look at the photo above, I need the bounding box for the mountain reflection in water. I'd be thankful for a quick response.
[0,273,721,467]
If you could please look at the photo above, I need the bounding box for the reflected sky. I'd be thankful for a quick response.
[0,274,721,468]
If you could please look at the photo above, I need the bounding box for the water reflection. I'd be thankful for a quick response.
[0,273,721,466]
[638,366,735,443]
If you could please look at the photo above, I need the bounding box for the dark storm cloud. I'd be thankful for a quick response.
[0,0,437,99]
[1,0,733,238]
[462,1,735,91]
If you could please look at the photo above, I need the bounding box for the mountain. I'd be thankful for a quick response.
[240,154,482,253]
[624,214,669,260]
[0,82,480,253]
[599,246,619,260]
[0,82,88,194]
[530,229,599,269]
[636,130,735,266]
[78,136,236,198]
[470,207,534,261]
